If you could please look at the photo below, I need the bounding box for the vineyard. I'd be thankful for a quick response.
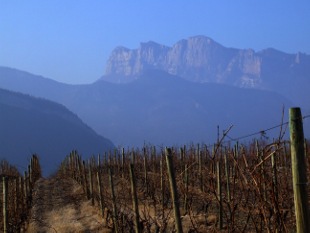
[0,108,309,232]
[0,155,41,232]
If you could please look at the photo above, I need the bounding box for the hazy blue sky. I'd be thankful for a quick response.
[1,1,309,84]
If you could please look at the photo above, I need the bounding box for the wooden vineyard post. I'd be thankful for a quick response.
[224,150,231,203]
[83,161,90,199]
[217,160,223,230]
[152,146,156,173]
[97,155,105,217]
[14,178,17,216]
[77,156,82,185]
[143,148,149,195]
[165,148,183,233]
[2,176,8,233]
[131,151,135,164]
[28,165,32,192]
[129,164,140,233]
[196,143,200,162]
[233,142,239,178]
[29,162,32,187]
[24,171,28,208]
[19,176,24,214]
[88,163,94,205]
[183,163,189,214]
[180,147,184,175]
[117,150,121,174]
[160,152,165,215]
[109,167,119,233]
[121,148,125,178]
[198,151,203,191]
[289,107,310,233]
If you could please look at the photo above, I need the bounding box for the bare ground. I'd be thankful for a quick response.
[25,176,111,233]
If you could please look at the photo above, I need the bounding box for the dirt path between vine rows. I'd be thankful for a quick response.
[25,176,111,233]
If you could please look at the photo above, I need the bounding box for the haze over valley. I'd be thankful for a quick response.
[1,1,309,174]
[2,3,310,232]
[1,36,309,154]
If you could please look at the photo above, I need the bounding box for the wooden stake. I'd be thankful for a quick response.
[217,160,223,229]
[224,150,231,203]
[160,152,165,215]
[109,167,118,233]
[143,148,149,194]
[83,161,89,199]
[129,164,140,233]
[198,151,203,191]
[184,163,189,214]
[122,148,125,178]
[97,155,104,217]
[289,107,310,233]
[165,148,183,233]
[3,176,8,233]
[88,162,94,205]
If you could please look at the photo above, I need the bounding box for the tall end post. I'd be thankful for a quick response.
[290,107,310,233]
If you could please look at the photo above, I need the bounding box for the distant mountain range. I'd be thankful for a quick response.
[0,35,309,148]
[0,88,114,175]
[0,67,306,147]
[103,35,310,109]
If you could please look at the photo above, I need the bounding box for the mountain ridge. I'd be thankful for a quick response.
[0,88,115,175]
[3,67,298,146]
[103,36,309,85]
[102,35,310,109]
[1,32,310,147]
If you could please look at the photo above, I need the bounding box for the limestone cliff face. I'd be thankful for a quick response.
[105,46,135,76]
[105,41,170,82]
[103,36,309,89]
[165,36,238,83]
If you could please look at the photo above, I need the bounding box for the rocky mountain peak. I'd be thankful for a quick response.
[102,36,309,90]
[104,35,231,83]
[186,35,219,48]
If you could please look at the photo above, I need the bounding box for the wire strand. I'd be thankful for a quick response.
[205,114,310,148]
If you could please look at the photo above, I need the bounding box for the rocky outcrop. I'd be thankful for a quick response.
[102,35,310,90]
[105,41,170,82]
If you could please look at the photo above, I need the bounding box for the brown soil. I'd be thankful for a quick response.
[25,176,111,233]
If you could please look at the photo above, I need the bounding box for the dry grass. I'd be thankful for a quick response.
[25,176,111,233]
